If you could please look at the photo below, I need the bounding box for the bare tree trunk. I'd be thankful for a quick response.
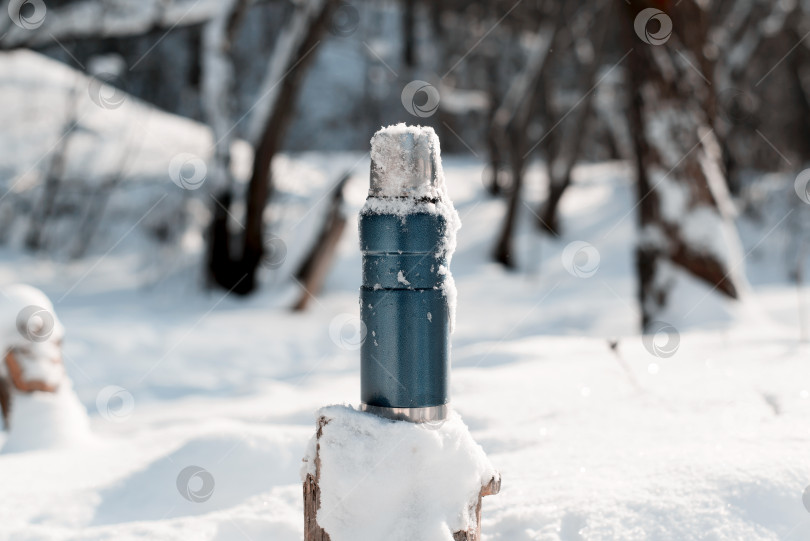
[402,0,416,68]
[202,0,250,193]
[624,0,745,330]
[240,0,334,294]
[491,22,556,268]
[712,0,789,193]
[202,0,250,290]
[0,377,10,430]
[25,80,80,251]
[493,123,529,268]
[787,26,810,163]
[71,99,148,259]
[293,172,350,311]
[536,5,609,236]
[70,179,118,259]
[483,49,507,197]
[207,0,336,294]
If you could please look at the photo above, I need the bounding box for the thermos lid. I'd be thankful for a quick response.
[369,124,440,198]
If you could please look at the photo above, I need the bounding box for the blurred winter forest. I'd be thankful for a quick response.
[1,0,809,332]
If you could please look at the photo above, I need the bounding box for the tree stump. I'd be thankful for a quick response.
[303,413,500,541]
[303,416,330,541]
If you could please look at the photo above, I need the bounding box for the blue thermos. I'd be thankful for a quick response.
[359,125,453,423]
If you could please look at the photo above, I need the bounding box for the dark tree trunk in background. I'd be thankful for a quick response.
[493,121,530,268]
[0,377,10,429]
[207,190,239,290]
[711,0,788,194]
[203,0,249,289]
[536,4,609,236]
[491,22,556,268]
[787,26,810,163]
[483,52,506,197]
[624,0,744,330]
[207,0,336,295]
[25,83,80,251]
[402,0,416,68]
[293,172,350,311]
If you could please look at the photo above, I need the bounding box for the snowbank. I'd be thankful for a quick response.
[1,381,90,454]
[0,284,90,453]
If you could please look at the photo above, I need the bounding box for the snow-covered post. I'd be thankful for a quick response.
[302,125,499,540]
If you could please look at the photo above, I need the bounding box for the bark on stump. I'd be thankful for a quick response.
[303,415,501,541]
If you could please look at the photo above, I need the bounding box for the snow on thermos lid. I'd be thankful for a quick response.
[359,124,460,423]
[368,124,439,198]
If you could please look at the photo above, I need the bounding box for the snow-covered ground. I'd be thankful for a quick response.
[1,51,810,540]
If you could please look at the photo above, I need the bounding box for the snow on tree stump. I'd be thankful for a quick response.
[302,405,500,541]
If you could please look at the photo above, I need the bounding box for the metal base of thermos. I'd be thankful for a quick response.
[360,403,448,423]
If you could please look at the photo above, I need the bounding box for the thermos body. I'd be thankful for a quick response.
[359,211,450,410]
[359,124,457,423]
